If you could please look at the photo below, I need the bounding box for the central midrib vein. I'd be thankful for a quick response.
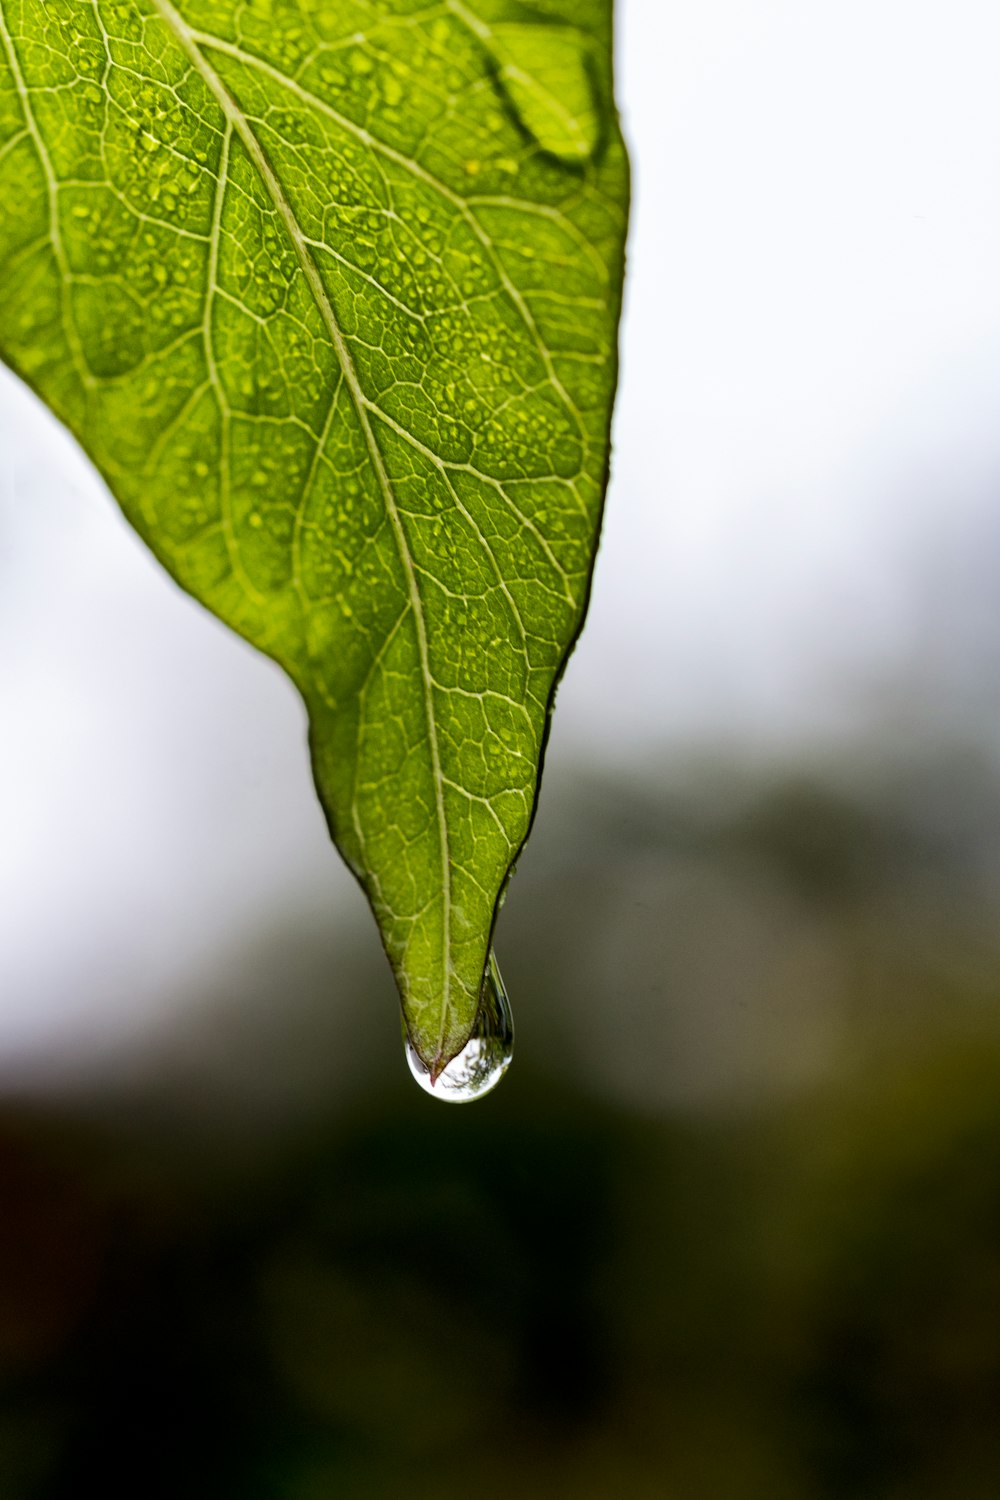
[147,0,455,1050]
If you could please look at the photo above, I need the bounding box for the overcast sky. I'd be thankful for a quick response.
[3,0,1000,1068]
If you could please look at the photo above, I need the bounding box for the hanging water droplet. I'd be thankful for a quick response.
[405,950,514,1103]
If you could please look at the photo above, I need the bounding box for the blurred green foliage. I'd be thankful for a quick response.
[2,749,1000,1498]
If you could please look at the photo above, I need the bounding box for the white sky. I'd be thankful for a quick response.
[579,0,1000,755]
[3,0,1000,1068]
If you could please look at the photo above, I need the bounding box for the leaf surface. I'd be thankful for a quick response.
[0,0,628,1072]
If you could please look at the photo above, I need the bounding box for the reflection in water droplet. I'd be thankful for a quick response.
[405,951,514,1103]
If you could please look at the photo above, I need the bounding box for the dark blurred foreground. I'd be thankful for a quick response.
[4,744,1000,1498]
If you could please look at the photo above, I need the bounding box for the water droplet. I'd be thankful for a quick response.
[405,950,514,1103]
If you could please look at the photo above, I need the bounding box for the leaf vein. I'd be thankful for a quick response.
[147,0,455,1042]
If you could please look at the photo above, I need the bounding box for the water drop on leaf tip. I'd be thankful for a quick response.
[404,950,514,1103]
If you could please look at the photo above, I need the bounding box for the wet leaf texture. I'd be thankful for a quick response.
[0,0,628,1071]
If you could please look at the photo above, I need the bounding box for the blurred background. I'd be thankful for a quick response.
[3,1,1000,1495]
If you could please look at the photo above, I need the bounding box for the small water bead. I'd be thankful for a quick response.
[405,950,514,1103]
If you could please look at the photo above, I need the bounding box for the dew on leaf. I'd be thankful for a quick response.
[0,0,626,1102]
[405,950,514,1103]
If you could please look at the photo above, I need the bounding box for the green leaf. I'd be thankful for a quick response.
[453,4,602,163]
[0,0,628,1074]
